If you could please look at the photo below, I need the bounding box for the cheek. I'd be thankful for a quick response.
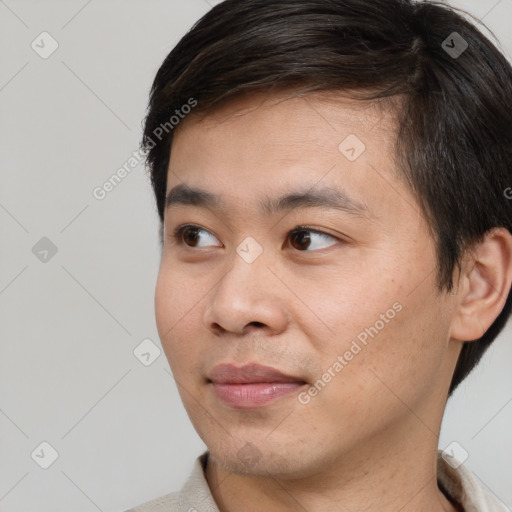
[321,290,451,417]
[292,261,405,352]
[307,255,450,404]
[154,267,175,338]
[154,264,205,364]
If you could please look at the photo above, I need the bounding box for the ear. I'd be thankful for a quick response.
[450,227,512,342]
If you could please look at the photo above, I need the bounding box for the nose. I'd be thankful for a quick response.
[203,252,289,337]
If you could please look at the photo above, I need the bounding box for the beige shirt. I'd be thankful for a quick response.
[127,451,508,512]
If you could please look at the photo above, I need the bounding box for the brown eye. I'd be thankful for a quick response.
[181,226,200,247]
[289,229,312,250]
[288,227,338,251]
[173,225,221,248]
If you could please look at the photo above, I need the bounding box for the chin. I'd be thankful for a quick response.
[213,448,298,477]
[205,435,328,480]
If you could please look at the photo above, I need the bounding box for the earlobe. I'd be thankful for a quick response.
[449,227,512,343]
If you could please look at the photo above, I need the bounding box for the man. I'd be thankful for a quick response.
[128,0,512,510]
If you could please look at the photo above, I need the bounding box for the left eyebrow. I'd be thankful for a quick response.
[165,183,374,219]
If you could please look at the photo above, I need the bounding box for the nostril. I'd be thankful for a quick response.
[249,321,265,328]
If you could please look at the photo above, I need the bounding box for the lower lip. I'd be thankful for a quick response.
[211,382,305,408]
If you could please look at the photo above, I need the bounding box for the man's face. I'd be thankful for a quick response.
[155,91,460,478]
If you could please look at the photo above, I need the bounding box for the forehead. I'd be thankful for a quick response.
[167,90,418,224]
[176,88,399,142]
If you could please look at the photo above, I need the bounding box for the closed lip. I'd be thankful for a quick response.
[207,363,306,384]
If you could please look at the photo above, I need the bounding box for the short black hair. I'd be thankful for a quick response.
[141,0,512,395]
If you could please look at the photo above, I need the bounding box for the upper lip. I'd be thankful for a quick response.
[208,363,306,384]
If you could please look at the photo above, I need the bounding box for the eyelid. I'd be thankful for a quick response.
[289,225,338,238]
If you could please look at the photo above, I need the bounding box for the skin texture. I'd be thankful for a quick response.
[154,90,512,512]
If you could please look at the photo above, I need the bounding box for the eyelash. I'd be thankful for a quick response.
[170,224,340,250]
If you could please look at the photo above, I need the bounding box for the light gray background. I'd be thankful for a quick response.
[0,1,510,511]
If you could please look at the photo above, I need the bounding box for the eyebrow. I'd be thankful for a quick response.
[165,183,373,218]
